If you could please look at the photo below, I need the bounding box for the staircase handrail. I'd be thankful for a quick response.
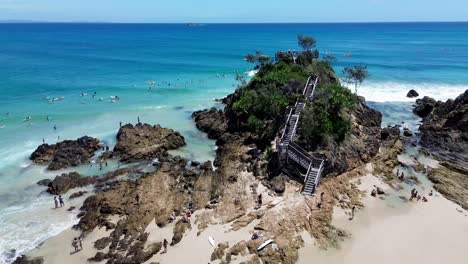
[302,76,312,96]
[288,142,323,167]
[309,77,319,99]
[314,159,325,187]
[303,162,313,187]
[279,107,294,142]
[289,114,300,142]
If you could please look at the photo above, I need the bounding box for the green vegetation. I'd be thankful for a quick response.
[229,36,361,149]
[297,34,317,51]
[343,65,369,93]
[297,84,358,149]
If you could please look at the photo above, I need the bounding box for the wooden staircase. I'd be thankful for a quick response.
[277,76,324,195]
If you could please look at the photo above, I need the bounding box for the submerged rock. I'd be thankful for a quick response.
[113,123,186,162]
[30,136,100,170]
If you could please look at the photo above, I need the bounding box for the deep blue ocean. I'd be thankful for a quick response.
[1,22,467,263]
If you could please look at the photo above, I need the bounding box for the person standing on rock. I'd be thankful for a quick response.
[350,206,356,220]
[161,239,168,254]
[137,116,140,124]
[59,195,64,207]
[136,194,140,206]
[54,196,59,208]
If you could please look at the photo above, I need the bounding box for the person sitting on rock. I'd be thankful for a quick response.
[168,212,176,223]
[422,196,428,202]
[257,194,263,208]
[429,190,433,196]
[399,172,405,181]
[371,189,377,197]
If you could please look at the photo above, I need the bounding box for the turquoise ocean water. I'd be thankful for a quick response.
[1,23,467,262]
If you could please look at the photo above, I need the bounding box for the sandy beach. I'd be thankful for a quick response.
[27,157,468,264]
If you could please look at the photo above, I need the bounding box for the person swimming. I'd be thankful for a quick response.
[24,116,31,122]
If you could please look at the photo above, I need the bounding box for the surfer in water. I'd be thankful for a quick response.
[24,116,31,122]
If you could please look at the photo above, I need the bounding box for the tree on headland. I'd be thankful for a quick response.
[323,54,337,65]
[297,34,317,51]
[245,50,271,69]
[342,65,369,94]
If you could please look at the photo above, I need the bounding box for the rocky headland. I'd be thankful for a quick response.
[17,45,468,264]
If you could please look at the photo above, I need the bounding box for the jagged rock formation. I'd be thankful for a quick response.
[30,136,100,170]
[38,168,134,195]
[428,161,468,210]
[12,255,44,264]
[76,156,218,263]
[192,108,227,139]
[418,90,468,163]
[318,97,382,176]
[413,96,437,118]
[113,123,186,162]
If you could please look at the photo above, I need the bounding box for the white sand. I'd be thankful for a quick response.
[144,212,258,264]
[298,174,468,264]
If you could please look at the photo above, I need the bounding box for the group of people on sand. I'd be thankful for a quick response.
[410,188,431,202]
[71,237,83,253]
[396,168,405,181]
[54,196,65,208]
[167,209,193,224]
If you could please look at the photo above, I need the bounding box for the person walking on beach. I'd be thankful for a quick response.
[79,236,83,250]
[54,196,59,208]
[72,237,79,253]
[161,239,168,254]
[59,195,64,207]
[350,206,356,220]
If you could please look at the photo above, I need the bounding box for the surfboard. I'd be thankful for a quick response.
[256,239,273,252]
[208,236,215,246]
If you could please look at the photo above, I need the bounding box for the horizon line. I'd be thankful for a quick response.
[1,20,468,24]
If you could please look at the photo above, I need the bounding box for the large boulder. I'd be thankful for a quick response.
[192,108,227,139]
[12,255,44,264]
[418,90,468,163]
[30,136,100,170]
[113,123,186,162]
[406,89,419,98]
[413,96,437,118]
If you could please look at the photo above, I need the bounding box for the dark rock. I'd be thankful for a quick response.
[67,206,76,211]
[94,237,112,250]
[270,175,288,194]
[403,128,413,137]
[69,191,88,200]
[413,96,437,118]
[376,187,385,195]
[406,89,419,98]
[12,255,44,264]
[192,108,227,139]
[211,242,229,261]
[171,221,191,246]
[418,90,468,163]
[30,136,100,170]
[46,172,88,195]
[36,179,51,186]
[190,160,200,167]
[113,123,186,162]
[88,252,108,262]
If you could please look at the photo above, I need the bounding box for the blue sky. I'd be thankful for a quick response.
[1,0,467,22]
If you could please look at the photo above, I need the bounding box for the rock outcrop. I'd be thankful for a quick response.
[30,136,100,170]
[113,123,186,162]
[38,168,134,195]
[319,97,382,176]
[418,90,468,163]
[413,96,437,118]
[406,89,419,98]
[75,155,219,263]
[192,108,227,139]
[428,161,468,210]
[12,255,44,264]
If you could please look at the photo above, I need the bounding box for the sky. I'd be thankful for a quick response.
[0,0,467,23]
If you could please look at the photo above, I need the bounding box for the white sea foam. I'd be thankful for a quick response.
[348,81,467,102]
[247,70,258,77]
